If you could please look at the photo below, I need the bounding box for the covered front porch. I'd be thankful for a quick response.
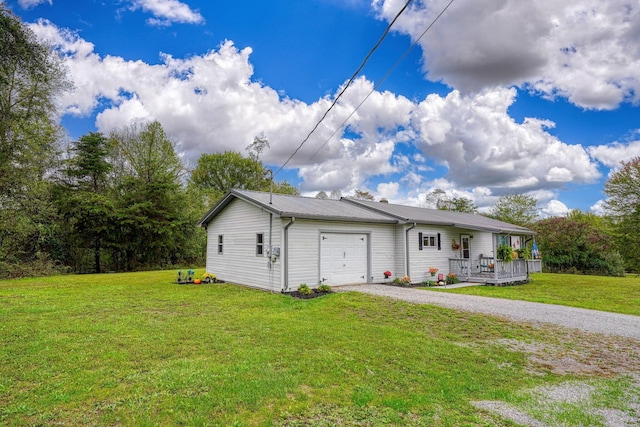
[448,258,542,285]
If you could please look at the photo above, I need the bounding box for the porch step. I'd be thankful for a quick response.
[441,282,485,289]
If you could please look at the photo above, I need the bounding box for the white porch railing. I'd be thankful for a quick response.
[448,258,542,284]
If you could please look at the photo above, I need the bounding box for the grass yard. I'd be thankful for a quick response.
[1,271,639,426]
[439,273,640,316]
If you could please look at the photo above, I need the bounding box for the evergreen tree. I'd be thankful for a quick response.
[54,133,113,273]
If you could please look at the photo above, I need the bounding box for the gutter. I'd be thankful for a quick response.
[283,217,296,292]
[405,222,416,278]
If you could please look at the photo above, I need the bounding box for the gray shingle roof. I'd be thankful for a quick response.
[198,189,397,226]
[343,198,534,234]
[198,190,534,235]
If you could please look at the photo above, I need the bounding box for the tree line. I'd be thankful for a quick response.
[0,5,298,277]
[2,6,638,278]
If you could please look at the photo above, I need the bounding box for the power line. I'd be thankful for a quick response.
[273,0,413,178]
[308,0,456,162]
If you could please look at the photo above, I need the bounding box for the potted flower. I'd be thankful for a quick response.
[383,270,392,279]
[428,267,438,277]
[451,239,461,251]
[202,272,217,283]
[445,273,460,285]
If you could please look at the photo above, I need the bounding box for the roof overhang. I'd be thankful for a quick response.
[198,190,398,227]
[198,190,282,227]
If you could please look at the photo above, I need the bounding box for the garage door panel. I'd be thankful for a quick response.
[320,233,367,286]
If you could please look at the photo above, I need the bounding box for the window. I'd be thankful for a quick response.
[497,235,511,247]
[256,233,264,256]
[423,234,437,247]
[217,235,223,254]
[419,232,440,250]
[497,235,523,249]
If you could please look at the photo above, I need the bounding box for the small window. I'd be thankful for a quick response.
[217,235,223,254]
[256,233,264,256]
[422,234,436,248]
[422,234,437,248]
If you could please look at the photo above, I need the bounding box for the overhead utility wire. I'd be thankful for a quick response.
[308,0,456,162]
[273,0,413,178]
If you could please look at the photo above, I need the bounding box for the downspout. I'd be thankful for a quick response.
[405,223,416,278]
[283,217,296,292]
[203,224,208,272]
[268,212,273,271]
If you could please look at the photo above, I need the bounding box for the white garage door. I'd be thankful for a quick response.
[320,233,368,286]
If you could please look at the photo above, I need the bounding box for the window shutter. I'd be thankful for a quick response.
[418,232,423,250]
[437,233,441,250]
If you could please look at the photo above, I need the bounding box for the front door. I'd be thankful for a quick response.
[461,234,471,259]
[460,234,471,276]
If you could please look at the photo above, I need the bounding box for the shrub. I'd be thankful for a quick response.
[393,276,411,286]
[317,283,331,293]
[534,217,625,276]
[446,273,460,284]
[298,283,313,295]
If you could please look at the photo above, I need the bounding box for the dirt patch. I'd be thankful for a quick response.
[531,382,596,404]
[473,327,640,425]
[473,401,547,427]
[495,329,640,376]
[474,376,640,427]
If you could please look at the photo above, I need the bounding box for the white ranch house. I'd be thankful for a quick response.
[198,190,541,292]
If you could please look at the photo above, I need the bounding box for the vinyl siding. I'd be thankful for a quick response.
[205,198,282,291]
[407,226,496,283]
[284,218,397,289]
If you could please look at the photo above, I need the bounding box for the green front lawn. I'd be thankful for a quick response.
[440,273,640,316]
[1,271,638,425]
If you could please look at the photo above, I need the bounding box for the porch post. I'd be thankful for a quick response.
[493,233,498,283]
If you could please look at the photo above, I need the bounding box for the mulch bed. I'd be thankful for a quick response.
[175,280,225,285]
[382,281,449,288]
[289,290,333,299]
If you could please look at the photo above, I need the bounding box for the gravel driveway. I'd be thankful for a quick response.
[336,284,640,340]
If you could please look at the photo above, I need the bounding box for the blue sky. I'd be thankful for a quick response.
[6,0,640,215]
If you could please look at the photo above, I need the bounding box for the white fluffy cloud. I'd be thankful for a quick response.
[127,0,204,25]
[541,199,569,217]
[411,87,600,191]
[30,20,412,192]
[375,0,640,110]
[30,17,613,207]
[588,138,640,169]
[590,199,606,215]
